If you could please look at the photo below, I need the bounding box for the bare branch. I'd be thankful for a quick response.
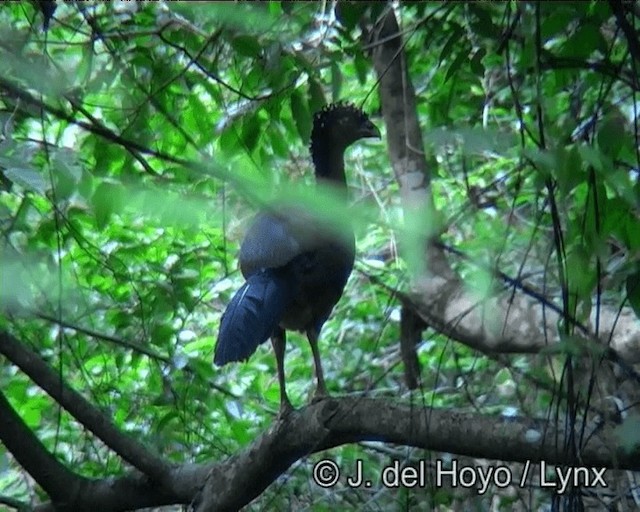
[33,311,172,363]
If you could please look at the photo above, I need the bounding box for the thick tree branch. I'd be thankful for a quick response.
[0,389,84,504]
[363,5,457,397]
[362,8,640,364]
[0,331,173,484]
[5,393,634,511]
[32,471,188,512]
[194,397,636,511]
[365,7,431,213]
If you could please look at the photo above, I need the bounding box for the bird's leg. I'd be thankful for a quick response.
[271,328,293,416]
[307,329,327,402]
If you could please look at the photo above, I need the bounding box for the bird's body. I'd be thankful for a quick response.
[214,102,380,413]
[240,207,355,333]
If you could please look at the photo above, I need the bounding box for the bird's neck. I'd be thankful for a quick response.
[312,139,348,189]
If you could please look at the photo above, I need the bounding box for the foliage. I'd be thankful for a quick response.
[0,1,639,510]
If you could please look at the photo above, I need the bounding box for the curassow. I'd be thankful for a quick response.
[214,102,380,414]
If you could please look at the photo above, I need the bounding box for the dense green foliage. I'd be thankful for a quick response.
[1,2,639,510]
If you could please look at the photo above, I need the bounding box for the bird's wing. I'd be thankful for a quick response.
[238,207,321,277]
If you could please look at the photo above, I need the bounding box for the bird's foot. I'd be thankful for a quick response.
[276,399,294,421]
[311,388,329,404]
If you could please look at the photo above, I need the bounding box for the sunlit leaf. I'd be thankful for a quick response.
[2,167,48,193]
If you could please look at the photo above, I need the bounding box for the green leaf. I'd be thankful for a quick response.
[597,112,626,158]
[541,7,574,41]
[241,116,261,153]
[354,50,369,85]
[269,123,289,158]
[566,245,595,319]
[2,167,48,194]
[335,2,364,31]
[156,411,180,432]
[445,46,470,83]
[150,322,175,347]
[281,1,295,14]
[219,125,241,159]
[75,166,93,200]
[560,24,606,59]
[290,90,311,144]
[92,181,124,229]
[307,78,326,116]
[626,268,640,319]
[53,168,76,199]
[187,94,213,140]
[51,150,81,199]
[231,35,261,58]
[556,144,583,195]
[439,25,464,64]
[330,61,342,102]
[468,4,498,39]
[578,145,604,173]
[268,2,282,16]
[166,3,272,33]
[470,48,486,77]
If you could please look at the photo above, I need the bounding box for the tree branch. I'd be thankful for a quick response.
[33,311,172,363]
[0,74,268,207]
[31,313,239,398]
[361,8,640,365]
[194,397,637,511]
[609,0,640,71]
[0,76,178,168]
[4,393,634,511]
[0,331,173,484]
[0,389,83,505]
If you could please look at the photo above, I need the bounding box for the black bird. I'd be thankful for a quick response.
[214,102,380,414]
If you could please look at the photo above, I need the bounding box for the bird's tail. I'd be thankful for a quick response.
[214,270,293,365]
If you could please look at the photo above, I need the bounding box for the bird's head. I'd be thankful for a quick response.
[311,102,381,150]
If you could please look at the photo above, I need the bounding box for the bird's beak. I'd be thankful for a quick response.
[361,121,381,139]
